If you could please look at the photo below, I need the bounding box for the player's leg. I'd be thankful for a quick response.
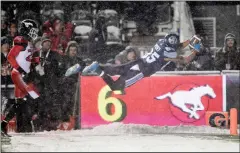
[1,97,24,137]
[100,60,141,75]
[83,62,127,91]
[82,60,142,91]
[102,60,145,91]
[1,70,39,136]
[122,59,153,88]
[1,102,17,137]
[82,60,141,75]
[104,69,144,91]
[15,98,32,133]
[99,74,125,91]
[98,70,144,92]
[99,61,142,91]
[1,82,22,135]
[11,69,39,99]
[124,71,144,88]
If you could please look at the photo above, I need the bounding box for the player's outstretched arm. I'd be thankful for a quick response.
[176,35,201,64]
[164,44,200,64]
[181,49,198,64]
[179,39,190,50]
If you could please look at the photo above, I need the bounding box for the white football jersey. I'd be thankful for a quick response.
[15,45,33,73]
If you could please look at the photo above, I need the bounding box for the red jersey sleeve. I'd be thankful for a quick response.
[7,45,25,69]
[7,36,28,69]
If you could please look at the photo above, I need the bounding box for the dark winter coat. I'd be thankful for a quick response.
[58,41,86,121]
[184,47,214,71]
[1,52,8,65]
[32,49,62,93]
[58,55,86,121]
[31,49,63,131]
[214,33,240,71]
[60,56,86,81]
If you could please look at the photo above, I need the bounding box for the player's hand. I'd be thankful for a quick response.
[184,50,198,64]
[189,35,201,43]
[175,56,185,64]
[192,43,201,52]
[189,35,201,52]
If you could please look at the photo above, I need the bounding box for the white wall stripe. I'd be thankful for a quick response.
[222,74,227,112]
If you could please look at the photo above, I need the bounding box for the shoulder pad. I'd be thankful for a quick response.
[13,36,28,45]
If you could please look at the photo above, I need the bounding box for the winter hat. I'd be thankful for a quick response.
[224,33,236,47]
[1,36,10,46]
[65,41,78,55]
[41,36,52,45]
[67,40,78,47]
[125,46,136,53]
[125,46,140,58]
[225,33,235,40]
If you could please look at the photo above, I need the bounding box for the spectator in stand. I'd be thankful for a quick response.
[6,20,18,48]
[1,37,13,105]
[88,11,108,61]
[125,46,140,62]
[1,37,13,84]
[1,37,10,65]
[42,16,74,55]
[214,33,240,71]
[88,10,125,63]
[1,37,12,78]
[131,2,157,35]
[106,58,115,65]
[114,54,124,65]
[59,41,86,123]
[1,21,8,37]
[1,10,8,36]
[114,46,140,65]
[32,36,62,131]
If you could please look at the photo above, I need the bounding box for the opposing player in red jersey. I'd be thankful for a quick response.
[1,19,40,137]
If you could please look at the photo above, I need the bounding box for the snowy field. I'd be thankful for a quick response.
[1,123,239,152]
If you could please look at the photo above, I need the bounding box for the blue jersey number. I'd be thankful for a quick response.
[145,51,160,63]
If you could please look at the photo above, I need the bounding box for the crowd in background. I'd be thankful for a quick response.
[1,1,240,132]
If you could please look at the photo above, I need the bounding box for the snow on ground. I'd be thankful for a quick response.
[2,123,240,152]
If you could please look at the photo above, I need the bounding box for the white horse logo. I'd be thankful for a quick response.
[155,84,216,119]
[24,22,33,28]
